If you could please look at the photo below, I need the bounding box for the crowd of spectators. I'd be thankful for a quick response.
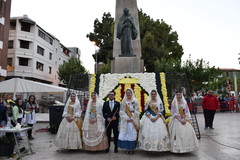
[190,91,236,113]
[0,93,38,140]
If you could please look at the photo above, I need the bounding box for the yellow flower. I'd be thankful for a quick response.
[160,72,171,117]
[115,85,122,102]
[89,74,96,94]
[134,85,142,112]
[165,118,171,123]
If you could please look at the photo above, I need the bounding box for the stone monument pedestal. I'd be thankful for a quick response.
[111,57,144,73]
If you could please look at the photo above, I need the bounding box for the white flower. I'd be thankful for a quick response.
[98,73,157,99]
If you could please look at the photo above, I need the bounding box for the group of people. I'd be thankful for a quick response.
[218,93,235,112]
[0,93,38,140]
[55,88,199,154]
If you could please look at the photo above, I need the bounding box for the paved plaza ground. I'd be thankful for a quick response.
[2,112,240,160]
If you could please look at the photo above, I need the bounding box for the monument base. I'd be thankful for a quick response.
[111,57,144,73]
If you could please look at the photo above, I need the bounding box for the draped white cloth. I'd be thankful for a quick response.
[82,94,107,148]
[55,93,82,149]
[168,94,199,153]
[118,88,139,142]
[139,91,170,151]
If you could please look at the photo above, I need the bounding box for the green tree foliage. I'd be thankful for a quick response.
[155,58,222,91]
[181,59,222,91]
[98,60,111,74]
[154,58,182,73]
[139,9,184,72]
[86,12,114,64]
[58,57,88,85]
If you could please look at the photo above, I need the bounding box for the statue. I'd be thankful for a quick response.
[117,8,138,56]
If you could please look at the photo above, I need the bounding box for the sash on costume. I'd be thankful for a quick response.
[148,102,167,126]
[125,104,139,132]
[68,104,83,136]
[90,105,97,117]
[179,107,192,126]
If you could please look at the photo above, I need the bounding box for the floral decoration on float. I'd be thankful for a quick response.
[89,73,171,118]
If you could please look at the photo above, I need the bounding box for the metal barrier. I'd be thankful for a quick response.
[218,101,235,112]
[187,101,236,113]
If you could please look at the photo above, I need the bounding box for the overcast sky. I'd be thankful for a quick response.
[11,0,240,73]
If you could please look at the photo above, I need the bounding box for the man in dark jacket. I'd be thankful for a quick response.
[102,91,120,153]
[202,90,219,130]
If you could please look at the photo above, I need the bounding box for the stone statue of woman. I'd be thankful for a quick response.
[117,8,138,56]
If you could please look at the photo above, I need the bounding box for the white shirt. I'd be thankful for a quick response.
[109,100,114,111]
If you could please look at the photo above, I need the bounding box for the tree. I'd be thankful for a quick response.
[87,10,184,72]
[98,60,111,74]
[181,59,222,91]
[154,58,182,73]
[139,9,184,72]
[58,57,88,85]
[86,12,114,64]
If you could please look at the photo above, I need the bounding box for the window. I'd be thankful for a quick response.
[38,29,53,45]
[8,40,13,49]
[38,30,45,39]
[37,46,44,56]
[49,52,52,60]
[7,58,12,66]
[19,57,28,66]
[36,61,44,71]
[21,22,31,32]
[63,48,69,56]
[20,40,30,49]
[45,36,53,45]
[10,21,16,30]
[49,38,53,45]
[49,66,52,74]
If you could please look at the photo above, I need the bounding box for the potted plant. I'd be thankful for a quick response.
[0,134,15,157]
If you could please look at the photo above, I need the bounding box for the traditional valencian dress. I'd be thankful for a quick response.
[82,96,108,151]
[139,93,170,152]
[168,94,199,153]
[118,89,139,151]
[55,94,83,149]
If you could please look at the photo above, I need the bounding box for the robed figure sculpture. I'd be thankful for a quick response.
[117,8,138,56]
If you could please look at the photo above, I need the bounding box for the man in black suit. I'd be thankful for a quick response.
[102,91,120,153]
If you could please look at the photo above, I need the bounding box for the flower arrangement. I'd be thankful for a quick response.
[99,73,156,99]
[160,73,171,117]
[89,72,170,116]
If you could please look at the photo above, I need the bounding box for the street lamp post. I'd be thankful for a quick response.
[93,42,97,74]
[233,71,239,112]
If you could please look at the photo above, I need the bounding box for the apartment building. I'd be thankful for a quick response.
[7,15,80,86]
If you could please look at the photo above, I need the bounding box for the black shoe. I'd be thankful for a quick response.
[126,151,130,154]
[114,147,118,153]
[28,136,35,140]
[210,127,214,129]
[204,127,209,130]
[105,148,109,153]
[129,151,133,154]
